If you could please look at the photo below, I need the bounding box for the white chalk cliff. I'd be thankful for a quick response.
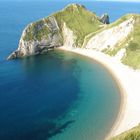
[86,17,134,51]
[7,4,137,64]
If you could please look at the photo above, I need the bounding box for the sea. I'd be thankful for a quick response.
[0,1,140,140]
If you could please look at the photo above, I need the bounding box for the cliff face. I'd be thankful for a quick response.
[7,16,63,59]
[7,4,140,69]
[86,17,134,51]
[7,4,103,59]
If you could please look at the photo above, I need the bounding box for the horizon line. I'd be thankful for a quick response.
[97,0,140,2]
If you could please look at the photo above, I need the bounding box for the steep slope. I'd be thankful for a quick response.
[7,4,140,69]
[111,124,140,140]
[101,14,140,69]
[121,15,140,69]
[7,4,103,59]
[85,16,134,51]
[83,14,140,69]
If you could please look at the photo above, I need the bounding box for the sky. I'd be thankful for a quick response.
[0,0,140,2]
[97,0,140,2]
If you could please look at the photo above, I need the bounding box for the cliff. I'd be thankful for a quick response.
[7,4,103,59]
[7,4,140,69]
[7,16,62,59]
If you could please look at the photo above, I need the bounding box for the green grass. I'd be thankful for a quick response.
[111,124,140,140]
[100,14,134,56]
[23,20,51,41]
[53,4,103,47]
[22,4,140,69]
[102,34,131,56]
[23,4,103,47]
[102,14,140,69]
[82,14,133,49]
[121,15,140,69]
[23,24,35,41]
[122,48,140,69]
[108,14,134,29]
[99,14,140,69]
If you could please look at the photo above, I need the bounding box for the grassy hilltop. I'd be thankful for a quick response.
[8,4,140,69]
[23,4,103,47]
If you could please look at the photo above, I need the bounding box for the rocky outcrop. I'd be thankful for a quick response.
[7,16,63,60]
[7,4,103,59]
[100,13,110,24]
[7,4,137,61]
[62,22,76,48]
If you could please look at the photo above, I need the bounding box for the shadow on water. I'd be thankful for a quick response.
[16,120,75,140]
[0,51,80,140]
[1,120,75,140]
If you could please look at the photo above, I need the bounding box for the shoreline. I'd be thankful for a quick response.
[56,46,140,139]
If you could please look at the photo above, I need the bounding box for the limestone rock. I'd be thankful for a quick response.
[7,16,63,60]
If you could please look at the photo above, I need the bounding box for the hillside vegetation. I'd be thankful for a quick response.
[54,4,103,47]
[8,4,140,69]
[122,15,140,69]
[23,4,103,47]
[111,124,140,140]
[97,14,140,69]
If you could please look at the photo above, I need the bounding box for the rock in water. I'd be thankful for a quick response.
[100,13,110,24]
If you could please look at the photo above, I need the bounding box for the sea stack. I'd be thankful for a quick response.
[100,13,110,24]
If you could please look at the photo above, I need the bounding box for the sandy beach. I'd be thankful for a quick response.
[58,46,140,139]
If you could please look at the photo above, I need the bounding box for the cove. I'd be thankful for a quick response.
[0,50,120,140]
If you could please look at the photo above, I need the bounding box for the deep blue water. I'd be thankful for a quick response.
[0,51,80,139]
[0,1,140,140]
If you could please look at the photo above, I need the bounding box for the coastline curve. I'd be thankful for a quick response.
[57,46,127,140]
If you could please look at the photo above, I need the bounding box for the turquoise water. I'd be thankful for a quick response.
[0,1,140,140]
[0,50,121,140]
[50,50,121,140]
